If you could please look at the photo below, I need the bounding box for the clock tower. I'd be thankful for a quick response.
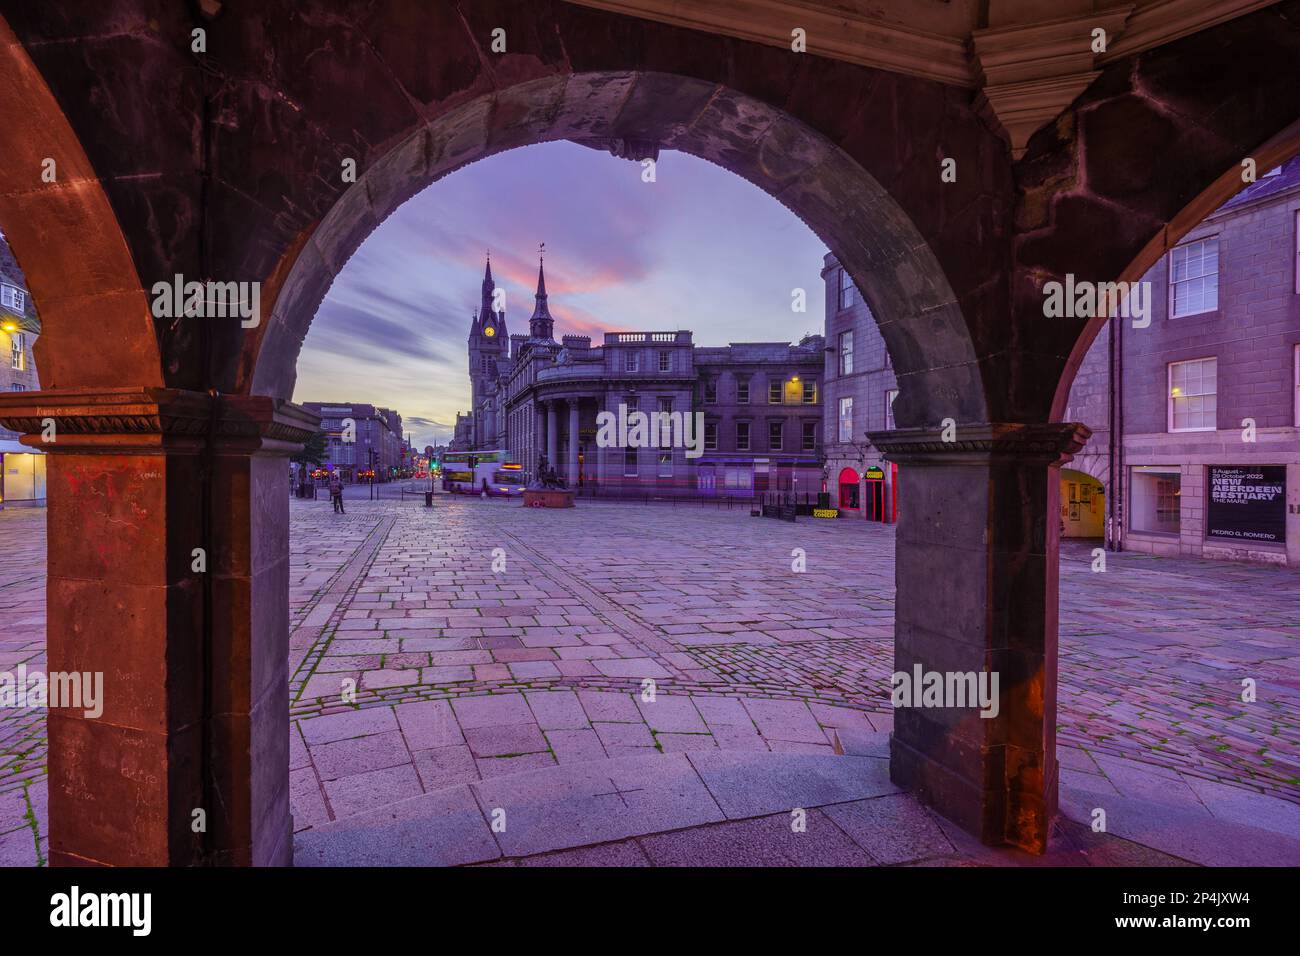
[468,254,508,419]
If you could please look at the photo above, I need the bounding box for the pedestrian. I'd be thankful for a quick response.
[329,473,346,514]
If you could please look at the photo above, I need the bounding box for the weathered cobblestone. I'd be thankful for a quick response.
[2,494,1297,857]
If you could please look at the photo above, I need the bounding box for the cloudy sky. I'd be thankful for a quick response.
[293,141,828,449]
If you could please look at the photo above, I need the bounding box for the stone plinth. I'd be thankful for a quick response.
[523,489,575,508]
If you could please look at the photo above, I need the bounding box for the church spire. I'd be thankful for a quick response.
[529,243,554,340]
[480,252,496,323]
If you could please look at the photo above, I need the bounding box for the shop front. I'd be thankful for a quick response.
[864,463,899,523]
[837,466,860,511]
[0,439,46,507]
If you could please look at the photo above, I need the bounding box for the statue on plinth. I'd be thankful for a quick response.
[529,453,567,491]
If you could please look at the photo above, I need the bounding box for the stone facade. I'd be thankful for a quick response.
[300,401,406,480]
[457,256,823,495]
[821,253,899,519]
[0,235,40,401]
[1064,158,1300,565]
[0,233,43,505]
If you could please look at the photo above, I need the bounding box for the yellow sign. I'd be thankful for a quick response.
[813,508,839,519]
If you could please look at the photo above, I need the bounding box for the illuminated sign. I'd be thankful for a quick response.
[865,466,884,480]
[812,508,839,519]
[1207,466,1286,543]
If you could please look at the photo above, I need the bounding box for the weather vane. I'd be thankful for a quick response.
[539,241,545,261]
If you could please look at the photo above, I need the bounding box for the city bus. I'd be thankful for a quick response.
[442,450,526,497]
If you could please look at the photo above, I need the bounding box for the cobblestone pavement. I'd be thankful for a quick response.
[2,496,1298,865]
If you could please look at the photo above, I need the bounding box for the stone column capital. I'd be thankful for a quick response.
[0,387,320,456]
[867,421,1091,466]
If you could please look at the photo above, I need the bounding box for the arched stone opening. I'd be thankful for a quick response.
[1047,118,1300,421]
[247,71,986,431]
[0,16,161,389]
[6,0,1293,865]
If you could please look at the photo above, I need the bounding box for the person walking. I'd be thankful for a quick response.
[329,473,346,514]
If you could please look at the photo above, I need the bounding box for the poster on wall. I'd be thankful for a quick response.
[1206,466,1287,543]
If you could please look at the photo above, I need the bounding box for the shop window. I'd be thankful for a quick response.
[1131,468,1181,534]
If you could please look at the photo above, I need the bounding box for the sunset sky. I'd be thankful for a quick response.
[293,141,829,449]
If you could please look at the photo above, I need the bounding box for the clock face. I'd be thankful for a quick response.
[483,325,495,337]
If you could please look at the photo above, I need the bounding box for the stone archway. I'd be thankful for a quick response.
[1048,117,1300,420]
[0,16,160,388]
[3,0,1300,866]
[246,72,987,431]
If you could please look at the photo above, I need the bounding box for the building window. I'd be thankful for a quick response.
[657,397,673,446]
[10,332,23,371]
[1295,345,1300,426]
[1296,212,1300,295]
[659,351,670,372]
[838,397,853,443]
[736,421,750,451]
[768,421,783,451]
[802,379,817,404]
[625,395,639,413]
[736,378,749,404]
[767,380,781,404]
[0,285,23,311]
[704,379,717,404]
[802,421,817,451]
[838,330,853,375]
[885,389,898,430]
[625,351,639,372]
[1170,237,1218,317]
[704,421,718,451]
[658,451,673,477]
[724,465,752,492]
[624,448,638,477]
[838,268,855,310]
[1168,358,1217,432]
[10,383,24,391]
[1131,468,1181,535]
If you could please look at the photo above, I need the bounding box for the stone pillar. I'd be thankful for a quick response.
[568,400,580,487]
[546,401,558,470]
[868,422,1089,853]
[0,387,317,866]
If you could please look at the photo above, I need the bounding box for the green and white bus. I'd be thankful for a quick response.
[441,450,525,497]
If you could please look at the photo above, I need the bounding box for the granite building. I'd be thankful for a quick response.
[300,401,406,481]
[0,234,44,506]
[821,252,899,520]
[456,254,823,495]
[1063,158,1300,565]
